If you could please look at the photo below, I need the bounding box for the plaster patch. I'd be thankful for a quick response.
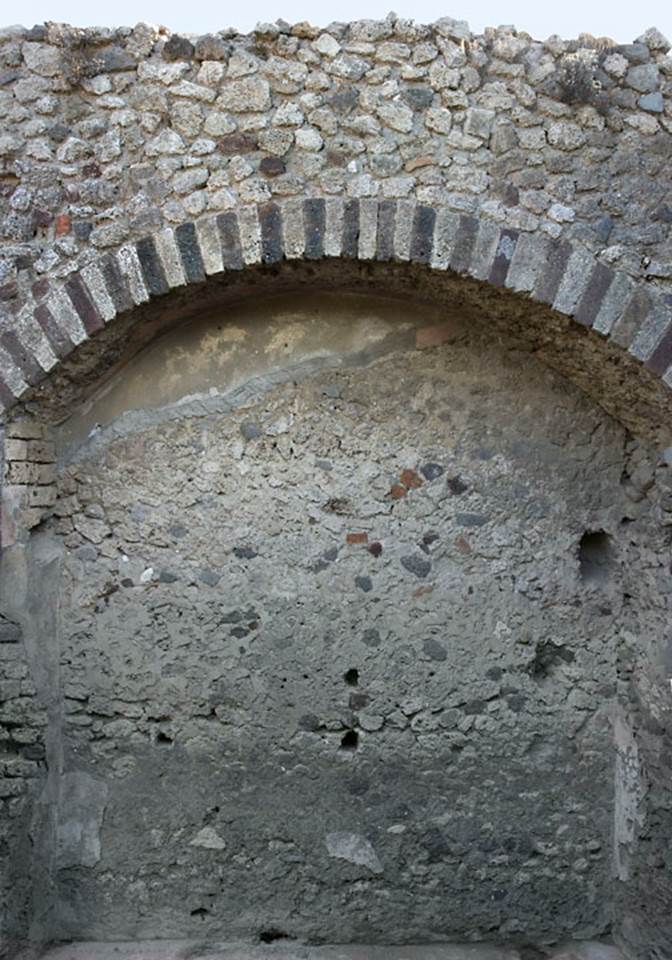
[325,832,383,873]
[56,772,108,869]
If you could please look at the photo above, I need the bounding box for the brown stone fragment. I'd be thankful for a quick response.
[455,536,472,554]
[389,484,407,499]
[259,156,286,177]
[368,542,383,557]
[346,532,368,544]
[32,278,50,301]
[219,133,258,155]
[405,155,434,172]
[327,150,346,167]
[413,585,434,598]
[291,21,319,38]
[400,469,423,489]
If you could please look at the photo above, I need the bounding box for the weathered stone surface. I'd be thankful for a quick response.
[625,63,659,92]
[376,100,414,133]
[9,291,639,949]
[638,92,664,112]
[218,76,271,112]
[194,35,229,61]
[145,129,185,156]
[547,121,586,151]
[1,17,672,959]
[424,106,452,134]
[464,107,495,140]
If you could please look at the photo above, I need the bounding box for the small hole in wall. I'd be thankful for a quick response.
[156,731,173,745]
[578,530,614,584]
[259,929,291,943]
[344,668,359,686]
[340,730,359,751]
[190,907,209,918]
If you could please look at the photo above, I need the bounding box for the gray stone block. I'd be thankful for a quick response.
[505,233,550,294]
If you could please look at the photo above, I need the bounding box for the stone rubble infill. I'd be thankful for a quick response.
[23,940,626,960]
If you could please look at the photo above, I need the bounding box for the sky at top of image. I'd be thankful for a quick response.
[6,0,671,44]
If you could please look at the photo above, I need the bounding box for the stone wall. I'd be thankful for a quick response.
[0,606,48,951]
[0,12,672,960]
[24,294,632,945]
[0,17,671,415]
[610,440,672,959]
[1,418,56,547]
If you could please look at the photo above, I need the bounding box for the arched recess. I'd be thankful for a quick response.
[0,197,671,440]
[0,197,671,959]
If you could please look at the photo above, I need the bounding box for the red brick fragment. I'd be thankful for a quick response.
[55,213,71,237]
[400,469,423,489]
[346,532,368,544]
[389,484,407,500]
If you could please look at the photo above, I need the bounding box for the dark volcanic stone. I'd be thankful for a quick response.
[421,462,444,481]
[233,546,258,560]
[163,35,195,61]
[456,513,488,527]
[401,555,431,578]
[401,86,434,110]
[423,637,447,661]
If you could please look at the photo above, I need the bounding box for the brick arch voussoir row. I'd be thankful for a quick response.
[1,196,671,417]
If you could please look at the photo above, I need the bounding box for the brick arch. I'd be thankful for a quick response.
[1,196,670,418]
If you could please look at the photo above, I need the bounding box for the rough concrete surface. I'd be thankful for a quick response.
[3,283,672,960]
[3,287,672,958]
[47,298,625,944]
